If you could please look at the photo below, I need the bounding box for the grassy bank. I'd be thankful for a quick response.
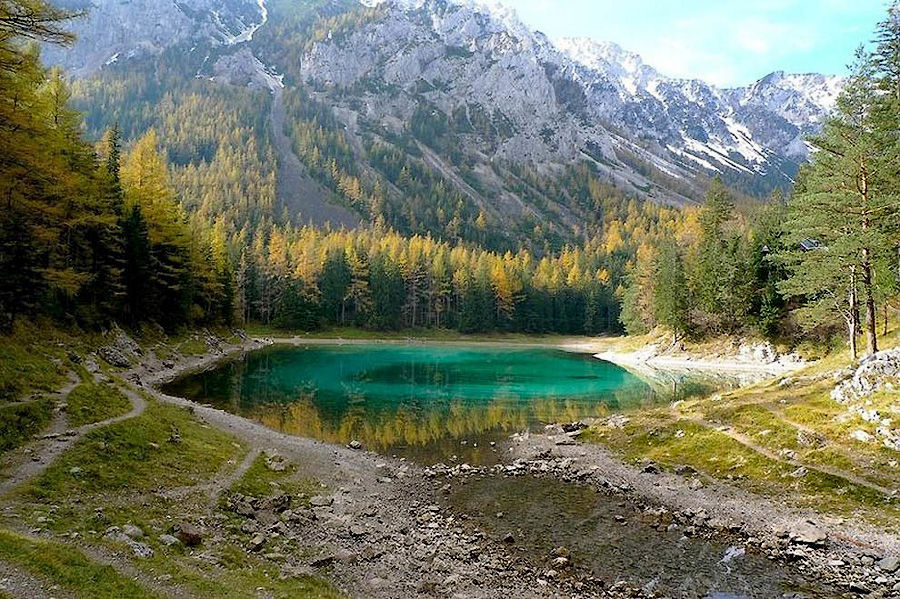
[0,398,54,453]
[581,326,900,528]
[7,394,340,598]
[246,324,582,344]
[66,383,132,427]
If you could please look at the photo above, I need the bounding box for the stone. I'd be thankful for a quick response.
[171,522,203,547]
[791,521,827,547]
[877,556,900,573]
[851,430,875,444]
[167,425,182,444]
[122,524,144,539]
[309,495,334,508]
[258,494,291,514]
[232,497,255,518]
[240,520,259,534]
[502,533,515,544]
[310,554,334,568]
[98,346,130,368]
[158,534,180,547]
[264,454,288,472]
[129,541,154,558]
[349,524,368,537]
[248,533,267,552]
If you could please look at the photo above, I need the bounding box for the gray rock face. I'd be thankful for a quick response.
[48,0,842,207]
[297,1,840,194]
[46,0,265,75]
[832,349,900,451]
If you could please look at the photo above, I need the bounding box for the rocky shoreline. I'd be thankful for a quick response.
[592,339,807,379]
[489,425,899,597]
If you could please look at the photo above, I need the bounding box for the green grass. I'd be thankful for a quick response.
[29,400,244,499]
[176,338,209,356]
[67,383,132,427]
[0,528,158,598]
[0,321,69,401]
[587,417,895,511]
[230,453,322,499]
[0,398,53,452]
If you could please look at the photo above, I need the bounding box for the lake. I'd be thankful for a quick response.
[163,342,718,464]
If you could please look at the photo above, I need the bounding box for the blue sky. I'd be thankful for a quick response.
[500,0,888,86]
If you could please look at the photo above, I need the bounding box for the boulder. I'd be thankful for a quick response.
[248,532,266,552]
[129,541,154,559]
[264,452,288,472]
[309,495,334,508]
[122,524,144,539]
[98,346,130,368]
[790,521,827,547]
[171,522,203,547]
[158,534,181,547]
[877,556,900,573]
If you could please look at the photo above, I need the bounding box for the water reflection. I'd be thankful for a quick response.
[164,343,731,463]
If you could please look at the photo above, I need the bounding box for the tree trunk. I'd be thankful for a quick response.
[885,303,889,337]
[861,251,878,356]
[847,316,858,362]
[848,267,859,362]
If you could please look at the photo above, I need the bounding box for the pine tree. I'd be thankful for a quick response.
[776,52,896,359]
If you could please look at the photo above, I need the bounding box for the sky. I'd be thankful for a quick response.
[499,0,889,87]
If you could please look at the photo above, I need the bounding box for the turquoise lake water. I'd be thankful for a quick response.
[164,343,690,462]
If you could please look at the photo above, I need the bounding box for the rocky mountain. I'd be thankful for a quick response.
[45,0,844,240]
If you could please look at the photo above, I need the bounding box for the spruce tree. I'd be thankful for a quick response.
[776,51,897,359]
[652,238,689,344]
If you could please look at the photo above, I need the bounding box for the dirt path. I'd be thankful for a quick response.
[155,447,261,506]
[0,377,147,498]
[691,417,896,497]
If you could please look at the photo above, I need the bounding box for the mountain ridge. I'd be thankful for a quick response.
[45,0,845,243]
